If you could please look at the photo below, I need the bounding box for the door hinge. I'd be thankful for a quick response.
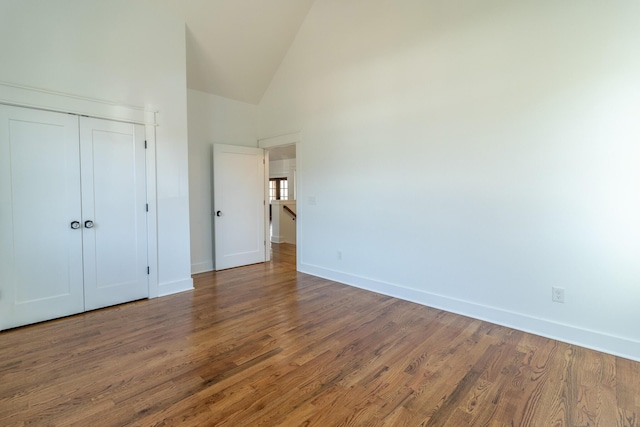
[147,266,150,275]
[146,203,149,212]
[144,140,147,149]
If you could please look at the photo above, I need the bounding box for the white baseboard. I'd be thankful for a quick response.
[271,235,285,243]
[299,262,640,362]
[157,278,194,297]
[191,261,213,274]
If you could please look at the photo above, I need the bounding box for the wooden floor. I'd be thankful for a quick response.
[1,243,639,426]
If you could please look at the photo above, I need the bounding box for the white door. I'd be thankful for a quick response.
[0,107,149,330]
[80,117,148,310]
[0,105,85,330]
[213,144,266,270]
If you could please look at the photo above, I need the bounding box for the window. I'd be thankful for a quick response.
[269,178,288,201]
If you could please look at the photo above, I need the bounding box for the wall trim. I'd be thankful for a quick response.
[258,131,300,148]
[271,235,286,244]
[157,278,194,297]
[299,262,640,362]
[0,81,157,125]
[145,125,159,299]
[191,261,214,275]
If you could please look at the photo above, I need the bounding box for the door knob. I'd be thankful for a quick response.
[84,220,94,228]
[70,221,81,230]
[216,211,222,217]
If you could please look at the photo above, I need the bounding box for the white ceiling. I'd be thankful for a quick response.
[154,0,315,105]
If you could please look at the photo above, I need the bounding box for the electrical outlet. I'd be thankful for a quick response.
[552,287,565,303]
[337,250,342,260]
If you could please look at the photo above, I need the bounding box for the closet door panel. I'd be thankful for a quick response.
[0,105,84,330]
[80,118,148,311]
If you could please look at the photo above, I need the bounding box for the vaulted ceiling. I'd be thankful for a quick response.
[154,0,315,105]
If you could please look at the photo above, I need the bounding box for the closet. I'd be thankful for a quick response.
[0,104,149,330]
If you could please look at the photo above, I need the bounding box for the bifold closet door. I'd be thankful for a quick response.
[0,105,85,330]
[80,117,148,311]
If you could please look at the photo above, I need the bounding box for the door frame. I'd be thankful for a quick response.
[258,131,300,269]
[0,83,160,298]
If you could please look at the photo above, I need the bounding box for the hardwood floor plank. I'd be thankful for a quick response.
[1,243,639,426]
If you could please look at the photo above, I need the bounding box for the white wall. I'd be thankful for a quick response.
[271,200,296,244]
[0,0,193,296]
[188,89,258,273]
[259,0,640,360]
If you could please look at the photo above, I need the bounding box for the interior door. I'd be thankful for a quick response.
[213,144,265,270]
[0,105,85,330]
[80,117,148,310]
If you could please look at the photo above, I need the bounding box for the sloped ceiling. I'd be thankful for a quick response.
[154,0,315,104]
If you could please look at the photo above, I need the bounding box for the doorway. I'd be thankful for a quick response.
[266,144,296,255]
